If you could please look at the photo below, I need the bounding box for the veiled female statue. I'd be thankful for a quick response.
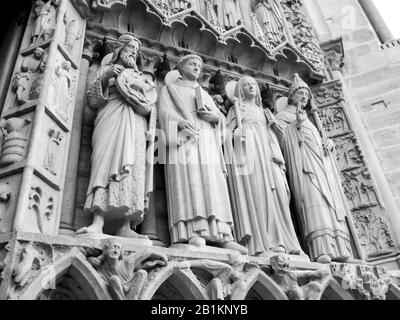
[225,76,304,257]
[276,74,353,264]
[158,54,247,255]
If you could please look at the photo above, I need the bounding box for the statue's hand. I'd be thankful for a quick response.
[178,120,199,142]
[196,110,219,124]
[323,139,335,154]
[296,106,306,127]
[102,64,124,82]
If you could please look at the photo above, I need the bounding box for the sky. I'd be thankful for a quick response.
[373,0,400,38]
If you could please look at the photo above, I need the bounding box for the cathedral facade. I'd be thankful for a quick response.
[0,0,399,300]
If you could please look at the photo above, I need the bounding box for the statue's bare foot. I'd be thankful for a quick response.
[316,254,332,264]
[115,228,149,239]
[221,241,248,255]
[271,246,286,254]
[76,225,104,235]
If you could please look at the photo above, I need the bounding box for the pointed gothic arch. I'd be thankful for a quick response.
[318,279,355,300]
[230,269,288,300]
[140,263,208,300]
[21,250,111,300]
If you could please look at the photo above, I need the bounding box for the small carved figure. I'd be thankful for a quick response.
[76,34,157,238]
[88,239,168,300]
[53,61,72,119]
[178,253,246,300]
[63,12,80,52]
[31,0,57,45]
[44,129,63,175]
[270,255,329,300]
[276,74,353,264]
[13,48,47,105]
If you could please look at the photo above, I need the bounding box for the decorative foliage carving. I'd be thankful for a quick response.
[331,262,391,300]
[28,187,55,234]
[333,134,364,172]
[317,104,351,138]
[314,84,344,105]
[352,209,395,257]
[342,169,381,210]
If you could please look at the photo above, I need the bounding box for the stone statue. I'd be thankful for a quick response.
[276,74,353,264]
[12,47,47,105]
[225,76,304,257]
[88,239,168,300]
[31,0,57,45]
[77,34,157,239]
[177,253,246,300]
[270,255,329,300]
[158,54,247,255]
[251,0,286,45]
[211,0,243,29]
[52,61,72,119]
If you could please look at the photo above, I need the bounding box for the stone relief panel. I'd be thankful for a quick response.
[0,175,23,234]
[30,0,59,47]
[352,209,395,257]
[43,129,64,176]
[317,103,351,138]
[0,117,33,167]
[342,168,381,210]
[333,134,364,172]
[48,52,77,122]
[24,176,59,235]
[312,80,395,259]
[11,47,48,107]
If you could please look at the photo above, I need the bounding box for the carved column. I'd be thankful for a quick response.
[311,78,399,261]
[358,0,394,44]
[0,0,89,236]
